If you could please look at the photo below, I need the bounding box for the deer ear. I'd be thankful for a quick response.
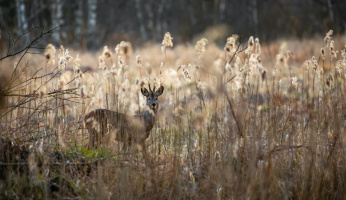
[155,86,164,96]
[141,87,149,97]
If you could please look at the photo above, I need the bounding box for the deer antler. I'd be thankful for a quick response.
[148,83,152,93]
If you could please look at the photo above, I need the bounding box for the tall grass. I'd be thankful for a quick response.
[0,30,345,199]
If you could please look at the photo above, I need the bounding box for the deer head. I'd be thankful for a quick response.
[141,84,164,111]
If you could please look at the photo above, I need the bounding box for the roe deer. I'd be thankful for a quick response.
[84,84,164,155]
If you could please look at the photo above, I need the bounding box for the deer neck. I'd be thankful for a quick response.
[143,109,156,132]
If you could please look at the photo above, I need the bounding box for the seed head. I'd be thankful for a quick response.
[255,38,261,54]
[177,65,191,82]
[162,32,173,50]
[224,36,236,55]
[44,44,56,65]
[58,46,72,70]
[136,55,143,68]
[324,30,333,47]
[320,47,325,60]
[195,38,208,59]
[248,36,254,52]
[103,46,112,58]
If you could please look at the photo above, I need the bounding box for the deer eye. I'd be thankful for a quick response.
[148,98,151,100]
[155,98,158,100]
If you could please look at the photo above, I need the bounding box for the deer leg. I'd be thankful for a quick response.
[141,141,152,165]
[87,128,97,149]
[123,138,132,153]
[142,142,147,157]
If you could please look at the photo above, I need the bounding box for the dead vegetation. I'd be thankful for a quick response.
[0,28,345,199]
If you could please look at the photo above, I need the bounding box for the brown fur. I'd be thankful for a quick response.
[84,85,164,155]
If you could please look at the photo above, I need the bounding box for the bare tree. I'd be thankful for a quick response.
[87,0,97,44]
[135,0,147,40]
[15,0,28,38]
[326,0,334,23]
[51,0,63,44]
[145,2,154,39]
[75,0,84,44]
[219,0,226,22]
[250,0,258,37]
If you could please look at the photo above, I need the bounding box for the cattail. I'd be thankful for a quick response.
[136,55,143,68]
[64,49,73,63]
[59,45,65,58]
[161,32,173,52]
[331,51,338,59]
[311,56,318,70]
[195,38,208,59]
[101,46,113,67]
[102,46,112,60]
[120,42,133,58]
[162,32,173,47]
[255,38,261,55]
[117,55,126,73]
[177,65,191,82]
[248,36,254,52]
[276,54,284,66]
[44,44,56,64]
[115,45,119,55]
[282,50,293,67]
[324,30,333,47]
[160,62,164,75]
[103,46,112,58]
[304,60,313,70]
[330,40,334,52]
[329,41,338,59]
[224,36,236,55]
[58,45,72,70]
[115,41,133,64]
[261,69,267,80]
[320,47,325,60]
[98,56,105,69]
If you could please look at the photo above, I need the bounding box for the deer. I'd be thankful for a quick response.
[84,84,164,157]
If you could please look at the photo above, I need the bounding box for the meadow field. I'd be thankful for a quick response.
[0,29,345,199]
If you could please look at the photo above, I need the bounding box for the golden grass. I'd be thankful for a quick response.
[0,31,345,199]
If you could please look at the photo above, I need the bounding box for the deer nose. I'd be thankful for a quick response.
[152,103,157,107]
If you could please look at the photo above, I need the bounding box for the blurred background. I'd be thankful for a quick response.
[0,0,345,49]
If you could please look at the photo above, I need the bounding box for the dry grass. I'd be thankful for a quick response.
[0,30,345,199]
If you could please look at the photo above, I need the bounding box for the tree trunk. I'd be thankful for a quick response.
[135,0,147,40]
[219,0,226,22]
[87,0,97,45]
[326,0,334,23]
[87,0,97,34]
[75,0,84,44]
[250,0,258,37]
[51,0,63,44]
[15,0,28,35]
[156,0,164,40]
